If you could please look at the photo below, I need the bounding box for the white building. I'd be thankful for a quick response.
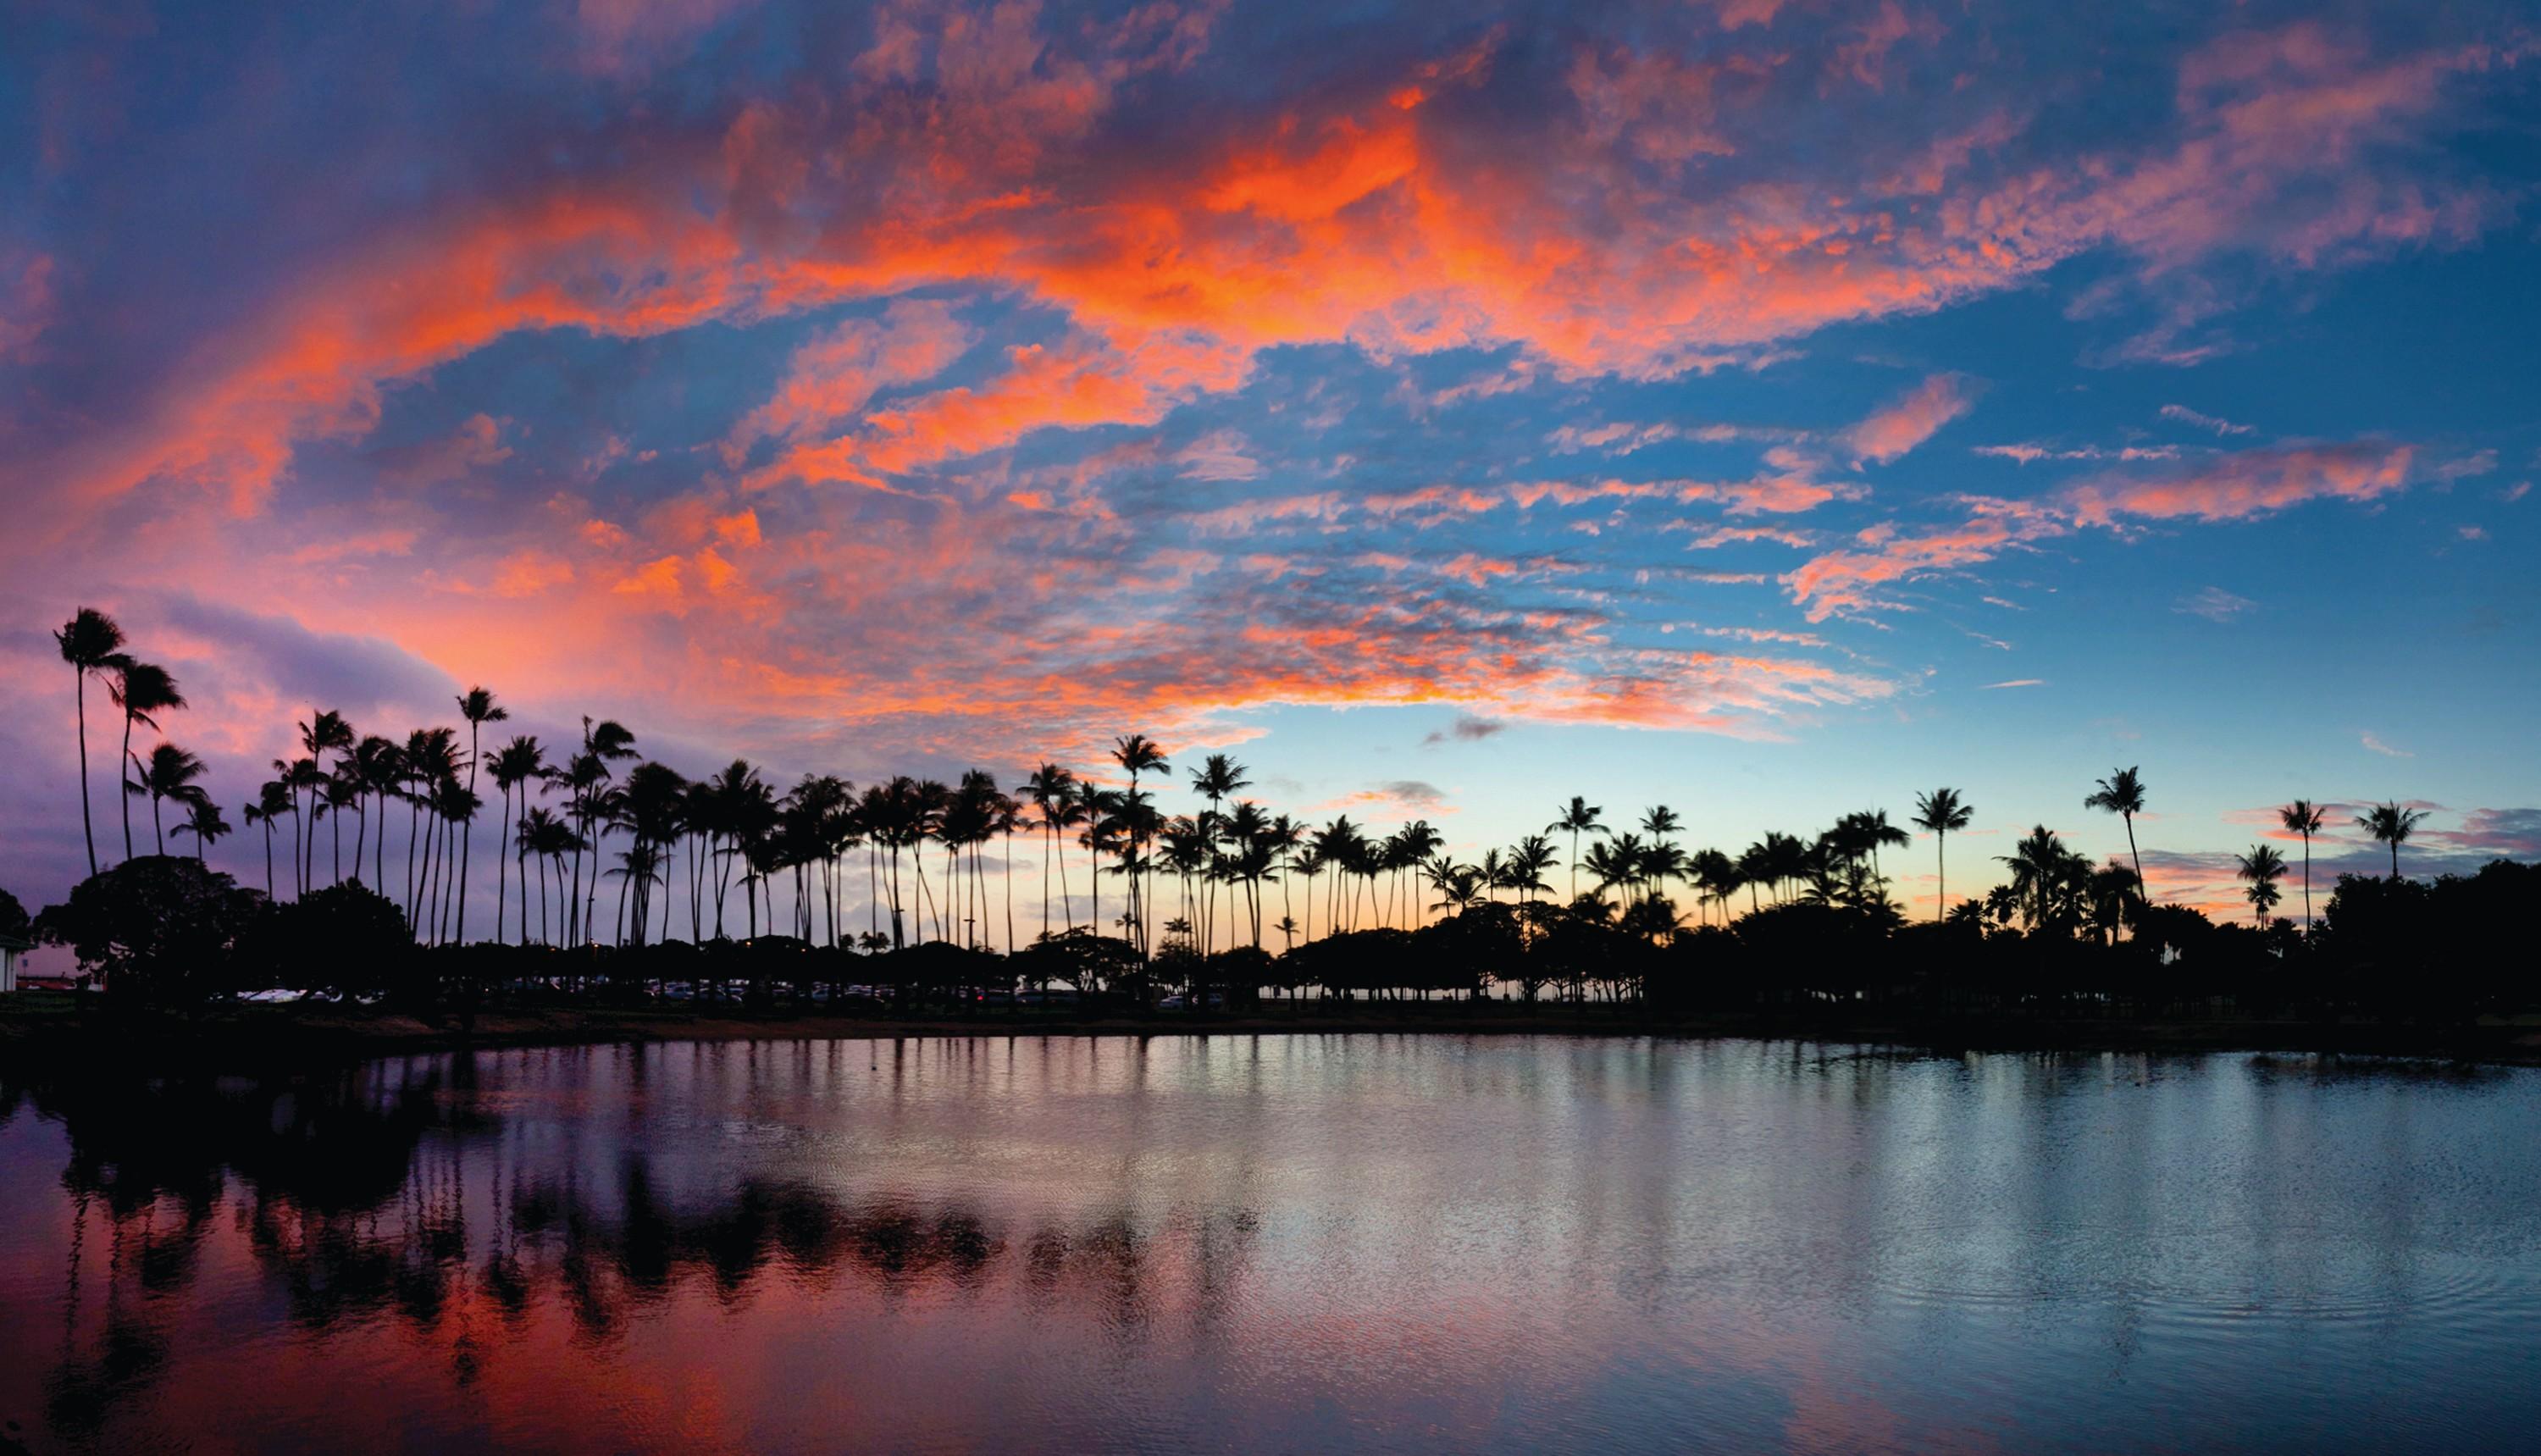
[0,933,29,993]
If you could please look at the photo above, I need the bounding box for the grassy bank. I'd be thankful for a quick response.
[4,990,2538,1070]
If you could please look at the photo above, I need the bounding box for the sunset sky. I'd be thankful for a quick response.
[3,0,2537,925]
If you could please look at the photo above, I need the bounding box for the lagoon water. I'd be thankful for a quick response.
[2,1036,2536,1453]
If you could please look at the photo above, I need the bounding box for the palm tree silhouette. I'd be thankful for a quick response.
[130,742,208,855]
[296,709,353,890]
[517,807,569,944]
[2356,801,2428,879]
[243,779,292,895]
[1506,833,1558,907]
[1548,796,1607,902]
[1188,753,1249,950]
[53,607,126,875]
[490,736,547,944]
[109,660,185,862]
[2083,767,2149,911]
[1912,788,1974,920]
[2234,844,2287,927]
[2278,800,2327,934]
[454,687,508,945]
[1110,735,1169,956]
[174,796,232,863]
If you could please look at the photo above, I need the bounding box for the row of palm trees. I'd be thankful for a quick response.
[2233,799,2428,929]
[57,607,2443,953]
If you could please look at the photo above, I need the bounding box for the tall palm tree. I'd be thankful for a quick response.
[2356,801,2428,880]
[174,796,233,863]
[1912,788,1974,920]
[2278,800,2327,934]
[243,779,291,895]
[130,742,208,855]
[296,709,353,889]
[1187,753,1249,950]
[1111,734,1169,955]
[454,687,508,944]
[54,607,126,876]
[1021,763,1077,940]
[2083,767,2149,909]
[2234,844,2287,928]
[517,807,567,944]
[490,736,548,944]
[1548,796,1607,902]
[110,661,185,861]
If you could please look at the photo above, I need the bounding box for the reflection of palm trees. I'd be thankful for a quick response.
[2278,800,2327,934]
[54,606,126,876]
[1913,788,1974,920]
[2356,801,2428,880]
[2235,844,2287,927]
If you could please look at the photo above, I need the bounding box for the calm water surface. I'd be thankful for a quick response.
[3,1037,2536,1453]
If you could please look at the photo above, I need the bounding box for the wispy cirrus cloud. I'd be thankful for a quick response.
[2174,586,2255,622]
[1786,440,2450,621]
[2160,403,2255,436]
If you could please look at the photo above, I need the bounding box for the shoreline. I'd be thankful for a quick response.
[4,994,2538,1071]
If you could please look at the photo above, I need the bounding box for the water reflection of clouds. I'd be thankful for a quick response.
[4,1040,2539,1452]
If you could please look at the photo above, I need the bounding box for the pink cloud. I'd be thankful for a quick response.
[1847,374,1974,465]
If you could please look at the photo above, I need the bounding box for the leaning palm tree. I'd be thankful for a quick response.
[173,796,233,863]
[2234,844,2287,929]
[2278,800,2328,934]
[54,606,126,875]
[2356,801,2428,880]
[1912,788,1974,920]
[109,660,186,861]
[1548,796,1607,902]
[130,742,209,856]
[2083,767,2148,908]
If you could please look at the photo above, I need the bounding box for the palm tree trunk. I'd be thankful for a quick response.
[119,711,136,861]
[262,819,274,896]
[75,667,98,875]
[2124,814,2143,903]
[406,791,422,922]
[2300,833,2311,935]
[152,790,164,855]
[495,783,509,943]
[1935,832,1946,921]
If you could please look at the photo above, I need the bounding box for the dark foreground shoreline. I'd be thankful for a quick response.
[4,991,2538,1071]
